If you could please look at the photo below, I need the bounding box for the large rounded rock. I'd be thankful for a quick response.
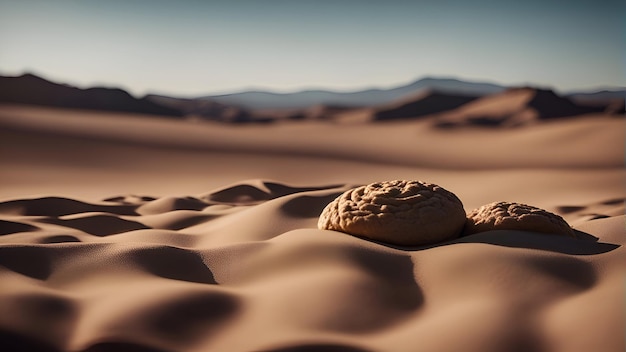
[318,180,466,246]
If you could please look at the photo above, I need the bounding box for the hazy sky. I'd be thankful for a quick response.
[0,0,623,97]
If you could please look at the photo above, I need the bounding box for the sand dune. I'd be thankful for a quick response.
[372,89,478,121]
[0,181,623,352]
[0,104,623,171]
[435,87,608,127]
[4,73,621,125]
[0,104,624,351]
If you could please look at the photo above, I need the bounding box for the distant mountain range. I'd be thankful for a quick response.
[0,73,623,125]
[202,77,506,110]
[0,74,182,117]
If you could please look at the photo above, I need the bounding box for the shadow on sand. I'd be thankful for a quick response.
[372,229,619,255]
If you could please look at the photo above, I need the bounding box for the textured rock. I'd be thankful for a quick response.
[464,201,575,237]
[318,180,466,246]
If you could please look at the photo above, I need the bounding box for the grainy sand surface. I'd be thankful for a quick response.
[0,104,624,352]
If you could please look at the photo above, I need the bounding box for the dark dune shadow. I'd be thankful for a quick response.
[151,214,217,231]
[39,235,81,244]
[102,195,157,205]
[263,182,345,198]
[555,205,586,214]
[204,181,345,205]
[280,192,343,218]
[529,89,604,119]
[571,229,600,241]
[40,214,148,236]
[434,115,510,128]
[296,245,422,333]
[450,229,618,255]
[601,198,625,205]
[266,343,372,352]
[0,197,138,216]
[6,293,78,350]
[374,91,477,121]
[144,291,240,344]
[130,246,217,284]
[524,254,597,289]
[580,214,612,221]
[349,248,422,311]
[0,246,52,280]
[205,184,281,204]
[83,341,171,352]
[364,229,618,255]
[137,196,209,214]
[0,329,61,352]
[0,220,39,235]
[555,197,624,216]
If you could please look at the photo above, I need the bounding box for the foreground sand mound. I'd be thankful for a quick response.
[0,180,623,352]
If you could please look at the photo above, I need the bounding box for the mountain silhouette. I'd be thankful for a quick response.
[567,90,625,115]
[145,94,260,123]
[1,73,622,124]
[204,77,505,110]
[0,74,182,117]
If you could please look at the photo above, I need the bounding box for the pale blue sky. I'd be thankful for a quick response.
[0,0,623,97]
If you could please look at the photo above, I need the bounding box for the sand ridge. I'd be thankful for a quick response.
[0,180,623,352]
[0,104,624,351]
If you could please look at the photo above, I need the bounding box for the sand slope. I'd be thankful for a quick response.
[0,180,623,352]
[0,105,624,351]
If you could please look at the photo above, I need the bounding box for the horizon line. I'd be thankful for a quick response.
[2,69,624,99]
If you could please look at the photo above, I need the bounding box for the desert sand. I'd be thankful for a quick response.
[0,103,624,352]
